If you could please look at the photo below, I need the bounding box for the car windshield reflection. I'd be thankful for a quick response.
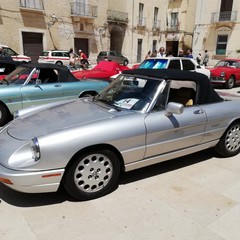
[3,67,34,85]
[97,74,162,111]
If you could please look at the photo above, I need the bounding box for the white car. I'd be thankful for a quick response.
[0,44,31,62]
[138,57,211,78]
[38,50,79,66]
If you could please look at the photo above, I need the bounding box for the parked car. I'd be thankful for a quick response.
[0,68,240,201]
[210,59,240,89]
[97,51,129,66]
[72,61,130,80]
[0,63,109,126]
[38,50,79,66]
[137,57,211,78]
[0,59,23,80]
[0,44,31,62]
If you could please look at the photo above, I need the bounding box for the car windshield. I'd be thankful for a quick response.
[138,59,168,69]
[215,60,239,68]
[2,66,35,84]
[96,74,162,111]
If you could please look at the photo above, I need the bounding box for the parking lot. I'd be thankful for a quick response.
[1,86,240,240]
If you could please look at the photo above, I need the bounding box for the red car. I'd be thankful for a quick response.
[72,61,130,81]
[210,59,240,89]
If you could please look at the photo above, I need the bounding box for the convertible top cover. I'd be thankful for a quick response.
[122,68,223,105]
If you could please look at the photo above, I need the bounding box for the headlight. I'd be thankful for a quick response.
[220,72,226,77]
[31,137,41,161]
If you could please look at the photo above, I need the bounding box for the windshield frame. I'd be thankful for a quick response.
[95,73,165,113]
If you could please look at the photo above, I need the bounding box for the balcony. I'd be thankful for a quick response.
[137,17,147,28]
[211,11,237,27]
[107,10,128,24]
[71,2,97,18]
[166,24,179,32]
[20,0,44,10]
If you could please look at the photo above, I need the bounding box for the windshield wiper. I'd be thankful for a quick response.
[97,99,121,111]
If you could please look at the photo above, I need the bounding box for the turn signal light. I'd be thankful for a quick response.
[0,177,13,185]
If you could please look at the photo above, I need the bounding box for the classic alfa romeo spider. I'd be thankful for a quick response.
[0,69,240,201]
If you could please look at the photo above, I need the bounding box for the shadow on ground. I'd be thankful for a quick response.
[0,149,216,207]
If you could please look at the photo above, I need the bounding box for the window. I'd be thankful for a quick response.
[216,35,228,55]
[153,7,159,28]
[20,0,44,10]
[170,12,178,31]
[168,60,181,69]
[138,3,144,25]
[182,60,195,71]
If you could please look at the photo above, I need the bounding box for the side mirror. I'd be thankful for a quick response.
[165,102,184,117]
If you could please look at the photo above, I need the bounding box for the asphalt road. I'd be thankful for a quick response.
[1,86,240,240]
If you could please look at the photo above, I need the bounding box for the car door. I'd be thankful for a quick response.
[20,69,63,108]
[144,81,207,159]
[144,105,207,159]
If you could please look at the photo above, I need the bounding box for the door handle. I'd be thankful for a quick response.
[194,109,204,114]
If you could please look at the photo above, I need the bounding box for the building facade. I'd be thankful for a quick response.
[193,0,240,65]
[0,0,198,64]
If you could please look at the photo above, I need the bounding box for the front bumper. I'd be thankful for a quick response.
[211,77,226,84]
[0,164,64,193]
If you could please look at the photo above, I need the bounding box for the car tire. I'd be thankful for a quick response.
[225,76,235,89]
[63,150,120,200]
[215,121,240,157]
[0,104,8,127]
[123,60,129,66]
[56,61,63,65]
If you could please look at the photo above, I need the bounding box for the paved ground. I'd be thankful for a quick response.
[1,87,240,240]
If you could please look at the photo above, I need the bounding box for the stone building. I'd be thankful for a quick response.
[192,0,240,65]
[0,0,197,63]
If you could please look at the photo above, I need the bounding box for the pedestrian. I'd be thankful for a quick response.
[166,49,173,57]
[157,47,166,57]
[151,50,157,57]
[79,50,89,69]
[178,49,184,57]
[196,53,202,65]
[145,50,152,59]
[69,47,76,69]
[186,49,193,58]
[203,50,209,66]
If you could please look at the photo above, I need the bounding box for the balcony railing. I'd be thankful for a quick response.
[153,19,161,29]
[166,24,179,31]
[71,2,97,18]
[211,11,237,23]
[20,0,44,10]
[107,10,128,23]
[137,17,147,27]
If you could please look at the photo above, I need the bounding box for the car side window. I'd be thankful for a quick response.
[182,60,195,71]
[168,60,181,69]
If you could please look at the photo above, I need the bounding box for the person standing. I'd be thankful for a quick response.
[186,49,193,58]
[69,48,76,69]
[157,47,166,57]
[145,50,152,59]
[196,53,202,65]
[79,50,89,69]
[178,49,184,57]
[203,50,209,66]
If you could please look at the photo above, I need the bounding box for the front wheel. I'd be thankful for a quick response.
[123,60,129,66]
[63,150,120,200]
[225,76,235,89]
[215,122,240,157]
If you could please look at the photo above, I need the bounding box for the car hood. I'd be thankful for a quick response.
[7,99,117,140]
[210,67,234,75]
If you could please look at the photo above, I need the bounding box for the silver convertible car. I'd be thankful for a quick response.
[0,69,240,201]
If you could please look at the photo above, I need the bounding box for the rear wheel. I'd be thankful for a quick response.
[63,150,120,200]
[0,104,9,126]
[225,76,235,89]
[215,122,240,157]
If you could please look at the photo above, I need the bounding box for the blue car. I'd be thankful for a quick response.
[0,63,109,126]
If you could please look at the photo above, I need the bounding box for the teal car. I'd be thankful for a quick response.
[0,63,109,126]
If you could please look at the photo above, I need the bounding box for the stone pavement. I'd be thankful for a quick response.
[1,149,240,240]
